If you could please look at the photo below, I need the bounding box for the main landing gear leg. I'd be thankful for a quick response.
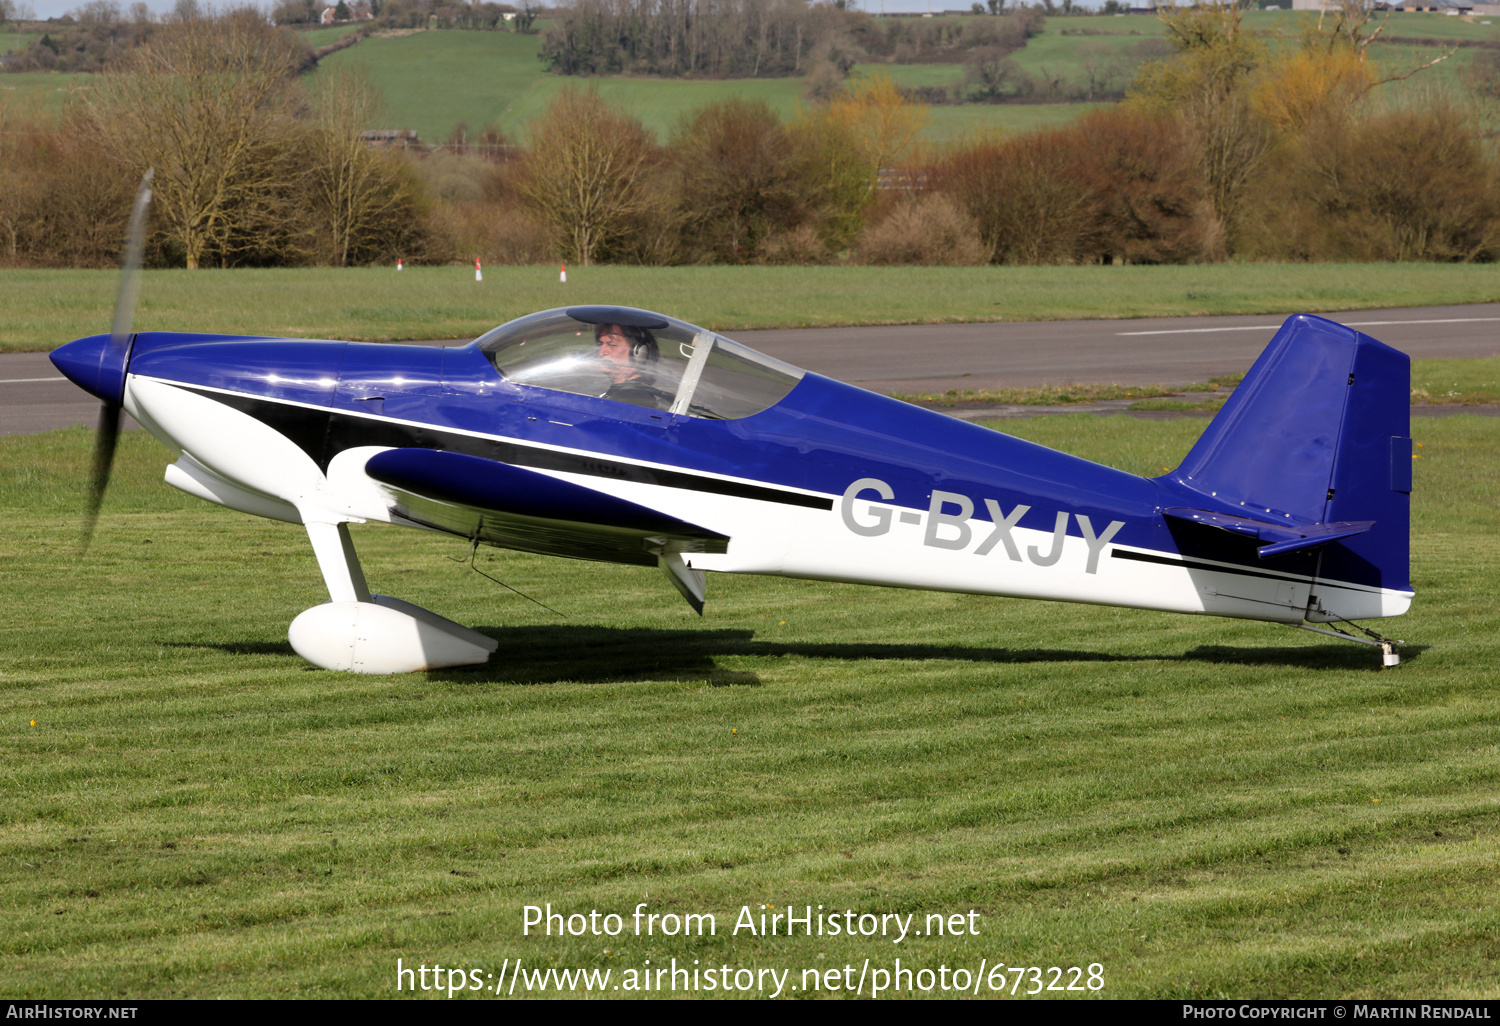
[288,520,498,674]
[306,521,371,604]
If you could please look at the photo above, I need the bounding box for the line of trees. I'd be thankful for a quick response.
[1,0,540,75]
[452,77,925,266]
[539,0,846,78]
[537,1,1049,79]
[2,10,424,268]
[2,1,155,72]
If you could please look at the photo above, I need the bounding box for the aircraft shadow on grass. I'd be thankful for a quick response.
[164,626,1425,686]
[441,627,1427,684]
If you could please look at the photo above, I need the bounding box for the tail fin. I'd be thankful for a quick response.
[1166,314,1411,594]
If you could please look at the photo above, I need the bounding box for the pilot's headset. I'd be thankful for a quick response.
[596,323,659,365]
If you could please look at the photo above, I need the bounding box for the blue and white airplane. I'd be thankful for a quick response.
[51,300,1412,674]
[49,174,1411,673]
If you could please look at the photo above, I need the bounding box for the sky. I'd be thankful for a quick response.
[19,0,1100,23]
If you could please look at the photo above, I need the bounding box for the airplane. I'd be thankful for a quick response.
[50,185,1412,674]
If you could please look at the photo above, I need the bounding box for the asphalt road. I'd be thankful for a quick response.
[734,304,1500,395]
[6,304,1497,436]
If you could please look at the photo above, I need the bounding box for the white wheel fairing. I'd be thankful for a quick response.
[289,600,495,673]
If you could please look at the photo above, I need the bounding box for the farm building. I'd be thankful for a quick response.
[320,1,375,24]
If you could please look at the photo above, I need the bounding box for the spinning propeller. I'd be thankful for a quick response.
[80,170,153,553]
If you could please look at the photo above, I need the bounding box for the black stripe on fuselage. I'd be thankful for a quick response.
[178,385,835,511]
[1112,547,1314,586]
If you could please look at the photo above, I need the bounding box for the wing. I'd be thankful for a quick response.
[364,448,729,568]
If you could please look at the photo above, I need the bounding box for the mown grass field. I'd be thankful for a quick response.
[5,263,1500,352]
[1,412,1496,999]
[1413,357,1500,405]
[906,358,1500,408]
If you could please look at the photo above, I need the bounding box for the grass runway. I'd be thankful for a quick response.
[6,263,1500,352]
[1,414,1497,998]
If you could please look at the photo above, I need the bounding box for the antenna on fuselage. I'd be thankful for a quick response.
[448,538,566,617]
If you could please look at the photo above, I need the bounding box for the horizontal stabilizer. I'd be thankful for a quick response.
[1162,507,1374,559]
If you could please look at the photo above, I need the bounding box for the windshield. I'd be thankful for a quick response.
[474,306,805,420]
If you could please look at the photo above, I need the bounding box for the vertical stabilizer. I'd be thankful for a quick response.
[1165,315,1410,596]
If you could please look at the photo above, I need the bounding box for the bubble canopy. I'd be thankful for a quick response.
[473,307,806,420]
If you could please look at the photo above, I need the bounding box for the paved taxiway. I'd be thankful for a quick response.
[4,303,1497,435]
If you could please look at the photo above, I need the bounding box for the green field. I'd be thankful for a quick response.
[312,29,552,144]
[852,62,965,89]
[295,23,369,49]
[301,12,1500,146]
[1360,10,1500,42]
[502,73,810,144]
[1010,24,1162,85]
[10,10,1497,145]
[0,22,1117,143]
[0,31,46,56]
[1243,10,1499,99]
[0,71,94,115]
[309,26,1120,144]
[5,263,1500,352]
[919,100,1110,139]
[2,412,1496,998]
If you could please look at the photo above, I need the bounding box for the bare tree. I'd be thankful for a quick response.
[516,88,659,265]
[309,70,423,266]
[0,106,40,262]
[1130,0,1269,248]
[670,98,803,262]
[79,12,310,268]
[74,1,121,25]
[0,106,134,267]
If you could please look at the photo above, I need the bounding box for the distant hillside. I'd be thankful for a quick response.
[309,22,1128,145]
[4,10,1489,143]
[304,12,1500,146]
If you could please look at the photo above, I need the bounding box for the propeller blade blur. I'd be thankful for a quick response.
[110,169,153,350]
[81,169,153,554]
[80,400,121,553]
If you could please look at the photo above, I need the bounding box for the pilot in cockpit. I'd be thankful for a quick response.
[595,322,672,410]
